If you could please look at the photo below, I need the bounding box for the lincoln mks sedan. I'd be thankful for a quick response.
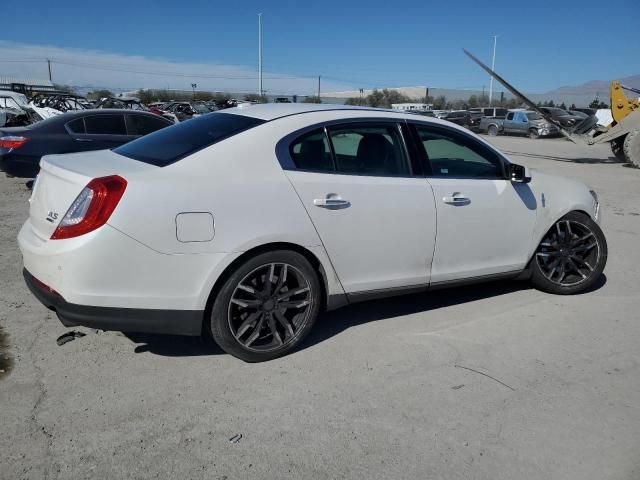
[19,104,607,362]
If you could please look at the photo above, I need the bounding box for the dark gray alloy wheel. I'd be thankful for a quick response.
[532,212,607,294]
[228,263,313,352]
[209,251,321,362]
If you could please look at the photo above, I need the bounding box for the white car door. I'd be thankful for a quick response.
[283,122,437,294]
[411,123,537,284]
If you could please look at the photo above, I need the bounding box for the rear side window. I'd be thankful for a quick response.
[290,129,333,172]
[127,114,170,136]
[328,124,410,176]
[114,112,265,166]
[84,115,126,135]
[66,118,85,134]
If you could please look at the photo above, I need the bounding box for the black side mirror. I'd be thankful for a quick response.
[510,163,531,183]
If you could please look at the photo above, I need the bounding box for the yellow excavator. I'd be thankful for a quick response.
[464,49,640,167]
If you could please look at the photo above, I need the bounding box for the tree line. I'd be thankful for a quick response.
[343,89,522,109]
[342,88,610,110]
[81,86,610,110]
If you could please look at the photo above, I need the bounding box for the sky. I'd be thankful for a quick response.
[1,0,638,95]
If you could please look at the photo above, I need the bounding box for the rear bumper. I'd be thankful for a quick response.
[24,269,203,336]
[0,153,40,178]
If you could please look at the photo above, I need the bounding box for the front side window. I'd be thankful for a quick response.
[414,125,504,179]
[84,114,127,135]
[327,124,410,176]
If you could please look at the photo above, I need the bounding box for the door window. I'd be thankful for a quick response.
[327,124,410,176]
[84,115,126,135]
[66,118,85,134]
[414,125,504,179]
[289,129,333,172]
[127,114,170,136]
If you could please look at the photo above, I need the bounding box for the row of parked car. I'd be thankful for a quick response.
[0,90,252,129]
[0,90,260,177]
[409,106,597,139]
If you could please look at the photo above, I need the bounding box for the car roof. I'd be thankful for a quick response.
[23,109,167,130]
[222,103,397,121]
[55,109,159,118]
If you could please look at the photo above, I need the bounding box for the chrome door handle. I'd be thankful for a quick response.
[313,198,350,208]
[442,193,470,205]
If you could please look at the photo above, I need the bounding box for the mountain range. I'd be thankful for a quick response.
[544,75,640,97]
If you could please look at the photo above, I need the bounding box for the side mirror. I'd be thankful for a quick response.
[510,163,531,183]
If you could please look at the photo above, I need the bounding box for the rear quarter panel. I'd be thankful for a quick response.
[106,122,324,255]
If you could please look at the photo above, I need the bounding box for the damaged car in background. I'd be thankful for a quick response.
[0,91,43,127]
[480,110,559,138]
[0,109,172,178]
[96,97,179,123]
[28,94,89,120]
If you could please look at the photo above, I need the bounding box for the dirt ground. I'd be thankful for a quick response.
[1,135,639,480]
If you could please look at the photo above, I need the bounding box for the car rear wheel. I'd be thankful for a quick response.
[488,125,498,136]
[531,212,607,295]
[209,250,321,362]
[529,128,540,139]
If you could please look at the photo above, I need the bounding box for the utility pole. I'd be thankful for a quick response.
[47,59,52,82]
[488,35,498,106]
[317,75,321,100]
[258,13,263,96]
[191,83,197,100]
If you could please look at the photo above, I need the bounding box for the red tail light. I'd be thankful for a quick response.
[51,175,127,240]
[0,136,29,149]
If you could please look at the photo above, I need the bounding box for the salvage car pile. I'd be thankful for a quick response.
[0,90,257,178]
[0,90,250,128]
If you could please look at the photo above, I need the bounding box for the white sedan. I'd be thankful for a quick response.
[18,104,607,362]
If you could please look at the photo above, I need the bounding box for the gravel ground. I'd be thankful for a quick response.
[1,135,639,480]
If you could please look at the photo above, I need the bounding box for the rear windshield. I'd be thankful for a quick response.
[113,112,265,166]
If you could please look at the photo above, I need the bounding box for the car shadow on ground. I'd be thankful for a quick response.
[124,275,607,358]
[502,150,625,165]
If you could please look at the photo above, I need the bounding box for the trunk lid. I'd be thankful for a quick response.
[29,149,154,239]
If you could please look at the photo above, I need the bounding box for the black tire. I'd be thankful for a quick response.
[209,250,322,362]
[529,128,540,139]
[610,135,626,161]
[488,125,499,136]
[531,211,607,295]
[623,128,640,168]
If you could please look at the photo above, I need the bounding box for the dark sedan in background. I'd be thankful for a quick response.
[441,110,473,128]
[0,109,172,177]
[538,107,585,128]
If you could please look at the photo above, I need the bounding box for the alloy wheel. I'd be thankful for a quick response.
[535,219,601,287]
[227,263,313,352]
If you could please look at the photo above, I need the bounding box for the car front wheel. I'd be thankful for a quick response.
[531,212,607,294]
[209,250,321,362]
[529,128,540,139]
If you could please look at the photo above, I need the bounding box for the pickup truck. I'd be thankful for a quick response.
[479,110,559,139]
